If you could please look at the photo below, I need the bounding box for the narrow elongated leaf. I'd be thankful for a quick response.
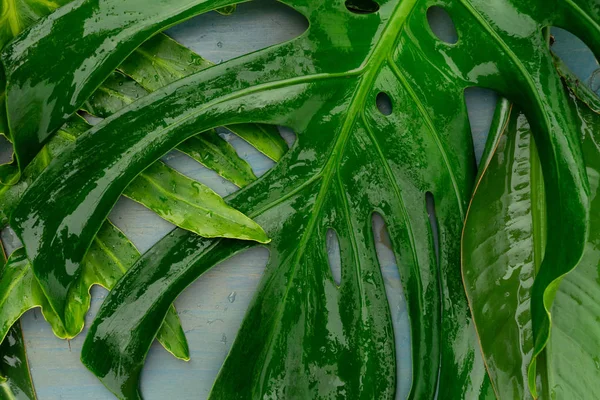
[0,224,190,360]
[124,162,268,242]
[175,132,257,188]
[1,0,244,171]
[463,61,600,398]
[0,0,72,184]
[0,119,191,360]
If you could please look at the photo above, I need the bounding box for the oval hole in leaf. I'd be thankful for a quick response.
[427,6,458,45]
[0,135,13,165]
[371,213,412,398]
[345,0,380,15]
[551,27,600,95]
[425,192,439,267]
[376,92,393,116]
[168,0,309,64]
[326,229,342,285]
[464,87,499,165]
[0,226,22,257]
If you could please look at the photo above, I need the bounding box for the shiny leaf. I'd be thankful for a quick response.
[117,32,287,162]
[5,0,599,398]
[0,239,36,400]
[463,60,600,398]
[1,0,246,171]
[124,161,269,242]
[0,224,190,360]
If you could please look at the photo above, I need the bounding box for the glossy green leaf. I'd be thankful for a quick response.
[0,0,71,49]
[175,131,257,188]
[0,322,36,400]
[6,0,600,398]
[1,0,245,171]
[85,43,259,187]
[0,238,36,400]
[0,0,73,185]
[117,32,287,162]
[0,223,190,360]
[463,61,600,398]
[124,161,269,242]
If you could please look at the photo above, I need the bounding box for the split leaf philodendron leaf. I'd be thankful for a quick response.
[3,0,599,398]
[83,72,258,187]
[116,32,288,163]
[0,0,72,185]
[1,0,247,172]
[462,59,600,399]
[0,223,190,360]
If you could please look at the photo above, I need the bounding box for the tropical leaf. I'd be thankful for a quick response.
[2,0,598,398]
[0,238,36,400]
[116,32,288,163]
[0,0,72,184]
[462,58,600,399]
[0,323,36,400]
[0,223,190,360]
[1,0,248,172]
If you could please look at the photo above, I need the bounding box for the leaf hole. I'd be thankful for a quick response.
[0,226,22,257]
[464,87,499,166]
[0,135,13,165]
[376,92,393,116]
[167,0,309,64]
[427,6,458,45]
[345,0,380,15]
[371,213,412,397]
[326,229,342,285]
[425,192,439,267]
[551,27,600,95]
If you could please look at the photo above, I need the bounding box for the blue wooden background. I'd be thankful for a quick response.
[0,1,598,398]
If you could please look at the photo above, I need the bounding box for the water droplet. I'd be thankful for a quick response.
[228,291,236,303]
[221,334,227,345]
[216,41,223,48]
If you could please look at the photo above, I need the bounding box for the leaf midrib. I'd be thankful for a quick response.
[247,0,421,394]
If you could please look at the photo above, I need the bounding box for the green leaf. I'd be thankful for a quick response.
[6,0,599,398]
[0,323,36,400]
[124,161,269,243]
[0,0,72,49]
[463,61,600,398]
[0,0,73,185]
[176,131,257,188]
[85,49,259,187]
[0,238,36,400]
[1,0,245,171]
[118,32,287,163]
[0,224,190,360]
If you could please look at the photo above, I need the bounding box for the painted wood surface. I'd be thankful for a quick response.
[0,1,597,398]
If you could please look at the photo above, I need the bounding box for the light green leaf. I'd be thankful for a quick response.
[125,161,269,243]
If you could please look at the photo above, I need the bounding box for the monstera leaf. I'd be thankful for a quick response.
[2,0,599,398]
[462,60,600,398]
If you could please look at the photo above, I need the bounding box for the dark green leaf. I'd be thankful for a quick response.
[0,224,190,360]
[7,0,600,398]
[0,238,36,400]
[463,61,600,398]
[1,0,244,171]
